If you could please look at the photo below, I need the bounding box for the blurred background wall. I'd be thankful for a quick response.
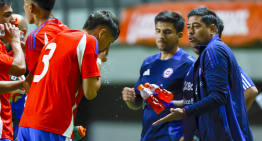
[11,0,262,140]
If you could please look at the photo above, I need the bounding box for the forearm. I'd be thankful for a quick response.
[9,42,26,76]
[244,86,258,111]
[23,80,31,94]
[11,42,25,65]
[0,81,24,94]
[173,100,184,108]
[83,77,101,100]
[23,72,34,93]
[184,91,227,117]
[126,97,143,110]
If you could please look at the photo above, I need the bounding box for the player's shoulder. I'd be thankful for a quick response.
[54,30,84,39]
[179,49,196,64]
[86,34,98,43]
[207,37,230,54]
[238,66,244,73]
[39,19,68,32]
[143,53,160,66]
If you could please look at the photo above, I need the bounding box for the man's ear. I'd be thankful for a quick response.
[178,32,183,41]
[210,24,216,35]
[29,3,36,14]
[98,29,106,39]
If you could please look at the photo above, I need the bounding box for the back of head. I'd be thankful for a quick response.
[83,11,120,40]
[188,7,223,36]
[0,0,11,8]
[155,11,185,33]
[31,0,56,11]
[13,14,28,31]
[216,17,224,38]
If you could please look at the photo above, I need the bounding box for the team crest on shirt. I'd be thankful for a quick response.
[163,68,173,78]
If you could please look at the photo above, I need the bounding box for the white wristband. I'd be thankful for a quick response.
[97,58,102,65]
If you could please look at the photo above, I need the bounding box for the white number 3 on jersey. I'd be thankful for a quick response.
[33,43,57,82]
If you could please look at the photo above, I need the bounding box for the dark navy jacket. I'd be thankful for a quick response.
[182,65,199,141]
[184,35,253,141]
[182,65,255,141]
[134,48,195,141]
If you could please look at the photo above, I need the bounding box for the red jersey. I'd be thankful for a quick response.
[19,30,100,139]
[25,18,68,73]
[0,41,14,140]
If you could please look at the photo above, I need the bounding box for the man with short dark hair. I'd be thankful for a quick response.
[122,11,195,141]
[0,0,26,140]
[154,8,257,141]
[17,10,120,141]
[22,0,68,92]
[153,7,253,141]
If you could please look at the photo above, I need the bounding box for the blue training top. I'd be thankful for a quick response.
[134,48,195,141]
[182,64,255,141]
[184,35,253,141]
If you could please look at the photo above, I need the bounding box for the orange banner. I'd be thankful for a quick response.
[119,1,262,47]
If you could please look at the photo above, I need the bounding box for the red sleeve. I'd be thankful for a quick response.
[25,32,45,74]
[0,52,14,74]
[81,35,100,79]
[81,53,100,79]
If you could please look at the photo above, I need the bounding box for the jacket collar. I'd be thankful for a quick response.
[196,35,220,54]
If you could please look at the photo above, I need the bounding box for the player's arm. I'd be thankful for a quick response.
[122,62,147,110]
[82,76,101,100]
[2,23,26,76]
[122,87,143,110]
[239,67,259,111]
[184,47,229,117]
[0,80,24,94]
[153,46,230,126]
[160,99,184,108]
[244,86,258,111]
[81,50,106,100]
[23,72,34,93]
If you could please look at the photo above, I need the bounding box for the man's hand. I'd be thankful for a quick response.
[98,49,107,62]
[101,48,109,62]
[152,108,184,126]
[1,23,20,44]
[20,27,27,53]
[122,87,136,102]
[8,88,26,102]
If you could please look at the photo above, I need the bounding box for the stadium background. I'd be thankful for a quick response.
[10,0,262,140]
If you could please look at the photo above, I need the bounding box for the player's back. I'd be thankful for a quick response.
[20,30,99,138]
[25,18,69,73]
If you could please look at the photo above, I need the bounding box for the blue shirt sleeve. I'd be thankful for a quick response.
[185,44,228,117]
[239,66,255,91]
[134,60,147,96]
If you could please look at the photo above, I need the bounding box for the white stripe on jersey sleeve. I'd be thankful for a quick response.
[45,32,49,45]
[76,34,87,73]
[241,74,251,88]
[242,80,248,90]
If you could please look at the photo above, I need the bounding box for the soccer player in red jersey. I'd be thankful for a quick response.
[17,11,120,141]
[1,14,29,141]
[0,0,26,140]
[22,0,68,91]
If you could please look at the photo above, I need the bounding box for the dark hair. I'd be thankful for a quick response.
[83,11,120,40]
[155,11,185,33]
[188,7,223,36]
[0,0,12,8]
[32,0,55,11]
[216,16,224,38]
